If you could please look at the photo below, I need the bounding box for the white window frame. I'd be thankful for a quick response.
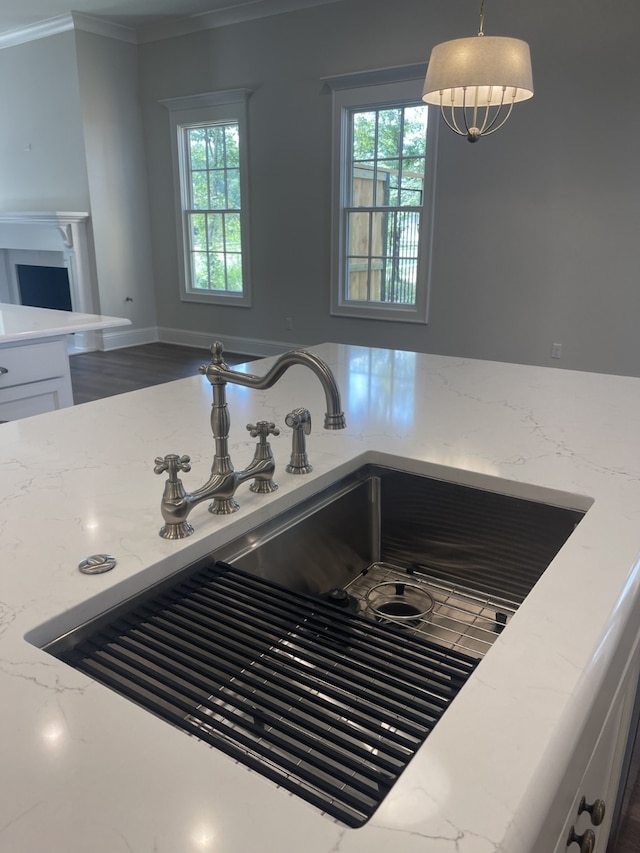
[162,89,252,307]
[328,70,438,324]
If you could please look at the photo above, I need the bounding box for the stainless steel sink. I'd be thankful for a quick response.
[42,463,584,828]
[213,462,584,656]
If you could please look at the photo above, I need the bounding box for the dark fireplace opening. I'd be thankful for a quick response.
[17,264,72,312]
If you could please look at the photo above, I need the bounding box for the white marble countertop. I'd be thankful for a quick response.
[2,343,640,853]
[0,302,130,343]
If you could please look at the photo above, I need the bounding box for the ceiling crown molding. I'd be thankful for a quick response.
[136,0,344,44]
[0,0,345,50]
[0,13,73,50]
[71,11,138,44]
[0,11,136,50]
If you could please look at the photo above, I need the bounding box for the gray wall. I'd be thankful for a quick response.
[139,0,640,375]
[0,31,90,210]
[75,30,157,330]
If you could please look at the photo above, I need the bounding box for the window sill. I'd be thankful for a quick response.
[180,290,252,308]
[330,301,427,324]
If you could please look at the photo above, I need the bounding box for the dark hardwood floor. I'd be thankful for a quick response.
[69,341,252,404]
[69,342,640,852]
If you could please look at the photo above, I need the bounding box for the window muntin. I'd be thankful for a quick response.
[330,77,436,323]
[184,123,244,295]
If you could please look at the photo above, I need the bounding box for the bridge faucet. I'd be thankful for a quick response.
[154,341,346,539]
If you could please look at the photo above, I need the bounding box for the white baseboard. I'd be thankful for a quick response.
[101,325,159,351]
[157,327,307,358]
[79,324,306,357]
[68,326,156,354]
[67,330,99,354]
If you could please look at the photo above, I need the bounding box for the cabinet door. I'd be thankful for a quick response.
[553,669,637,853]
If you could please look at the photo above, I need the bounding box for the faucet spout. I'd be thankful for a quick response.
[200,342,346,430]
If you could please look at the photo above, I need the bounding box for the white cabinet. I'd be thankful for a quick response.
[551,659,639,853]
[0,338,73,421]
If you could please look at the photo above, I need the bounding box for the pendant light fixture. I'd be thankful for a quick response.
[422,0,533,143]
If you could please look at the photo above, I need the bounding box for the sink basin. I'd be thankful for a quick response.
[214,462,584,651]
[41,462,585,828]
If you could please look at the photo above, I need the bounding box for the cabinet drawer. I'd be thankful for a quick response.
[0,340,68,387]
[0,377,71,420]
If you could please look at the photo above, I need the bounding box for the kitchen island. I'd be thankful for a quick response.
[1,342,640,853]
[0,302,130,420]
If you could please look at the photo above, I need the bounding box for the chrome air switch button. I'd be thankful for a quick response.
[78,554,117,575]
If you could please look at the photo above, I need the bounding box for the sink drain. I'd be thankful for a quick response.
[365,581,434,628]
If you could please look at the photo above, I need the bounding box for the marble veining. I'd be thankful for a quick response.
[2,343,640,852]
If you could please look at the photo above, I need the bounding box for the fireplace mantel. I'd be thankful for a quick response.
[0,211,89,222]
[0,211,89,250]
[0,212,98,350]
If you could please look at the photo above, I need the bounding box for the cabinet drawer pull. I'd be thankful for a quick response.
[578,796,605,826]
[0,366,8,374]
[566,826,595,853]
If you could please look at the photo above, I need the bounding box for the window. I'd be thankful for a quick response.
[162,90,251,306]
[329,73,437,323]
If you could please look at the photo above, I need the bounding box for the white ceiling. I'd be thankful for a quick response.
[0,0,342,39]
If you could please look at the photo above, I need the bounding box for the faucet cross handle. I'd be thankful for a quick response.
[153,454,194,540]
[246,421,279,495]
[154,454,191,478]
[247,421,280,440]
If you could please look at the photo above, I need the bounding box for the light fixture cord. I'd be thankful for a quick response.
[478,0,485,35]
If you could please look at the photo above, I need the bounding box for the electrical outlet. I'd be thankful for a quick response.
[551,342,562,359]
[285,317,293,331]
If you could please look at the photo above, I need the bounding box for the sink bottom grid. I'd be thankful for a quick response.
[347,561,518,659]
